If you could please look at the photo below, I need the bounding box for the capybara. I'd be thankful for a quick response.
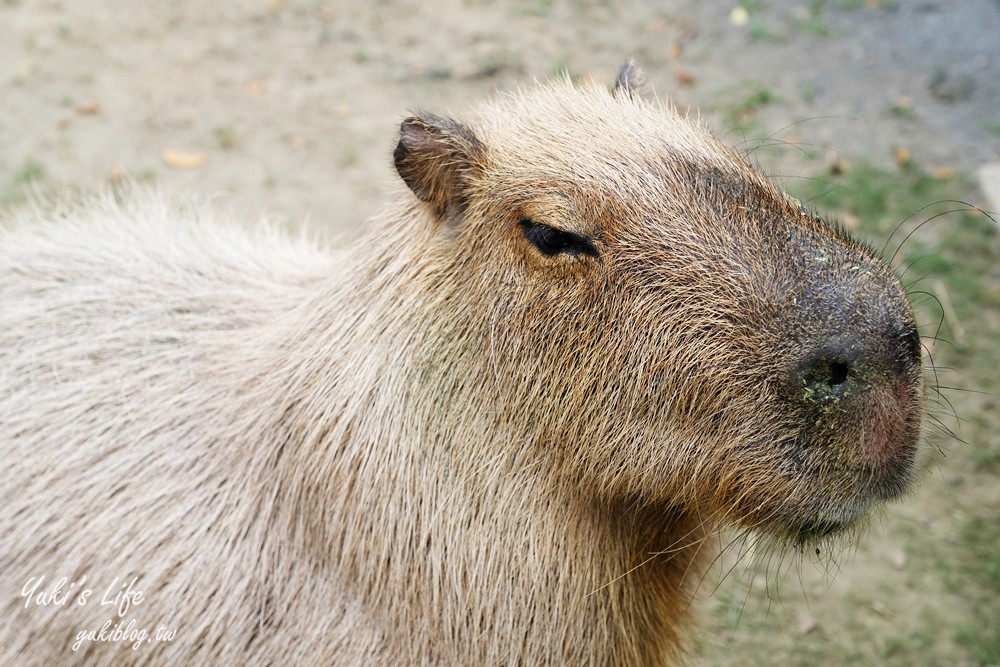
[0,63,924,666]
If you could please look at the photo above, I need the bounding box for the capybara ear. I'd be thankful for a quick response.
[613,59,644,99]
[394,113,484,217]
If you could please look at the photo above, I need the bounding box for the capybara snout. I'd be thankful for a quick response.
[733,212,925,537]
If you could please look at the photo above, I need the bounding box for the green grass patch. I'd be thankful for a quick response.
[0,159,48,209]
[710,83,782,135]
[804,1,831,36]
[951,515,1000,663]
[15,159,46,184]
[736,86,780,115]
[748,16,773,41]
[517,0,552,17]
[891,99,916,120]
[213,126,239,150]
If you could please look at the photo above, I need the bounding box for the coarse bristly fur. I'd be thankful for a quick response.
[1,64,924,666]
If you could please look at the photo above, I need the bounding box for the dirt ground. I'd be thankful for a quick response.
[3,0,999,665]
[4,0,999,234]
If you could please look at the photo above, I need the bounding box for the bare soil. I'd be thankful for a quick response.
[4,0,998,235]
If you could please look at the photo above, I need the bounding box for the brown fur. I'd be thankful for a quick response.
[0,66,924,665]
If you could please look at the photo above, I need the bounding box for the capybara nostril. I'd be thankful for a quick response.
[827,360,850,387]
[802,357,853,399]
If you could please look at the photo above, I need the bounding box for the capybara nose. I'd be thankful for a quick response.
[793,315,921,402]
[800,354,853,400]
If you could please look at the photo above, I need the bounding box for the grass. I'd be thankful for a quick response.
[213,126,239,150]
[517,0,553,18]
[15,159,45,184]
[748,16,772,42]
[711,83,781,134]
[804,0,831,36]
[337,143,358,168]
[780,0,882,39]
[891,99,916,120]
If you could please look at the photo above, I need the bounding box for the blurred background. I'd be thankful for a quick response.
[2,1,998,664]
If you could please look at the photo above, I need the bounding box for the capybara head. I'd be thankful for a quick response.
[392,62,924,546]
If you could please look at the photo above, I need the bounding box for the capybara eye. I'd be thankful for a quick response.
[519,218,599,259]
